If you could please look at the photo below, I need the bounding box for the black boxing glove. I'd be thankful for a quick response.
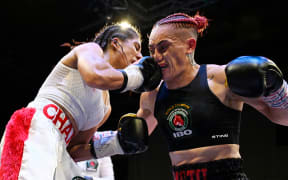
[225,56,283,97]
[115,56,162,93]
[133,56,162,92]
[117,113,148,154]
[90,113,148,158]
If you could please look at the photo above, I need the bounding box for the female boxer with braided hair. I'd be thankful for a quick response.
[0,23,161,180]
[137,12,288,179]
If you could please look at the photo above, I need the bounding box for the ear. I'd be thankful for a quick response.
[111,37,120,49]
[186,38,196,53]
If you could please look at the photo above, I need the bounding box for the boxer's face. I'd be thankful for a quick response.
[115,37,143,69]
[149,25,189,82]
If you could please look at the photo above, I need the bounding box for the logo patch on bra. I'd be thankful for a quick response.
[166,104,191,133]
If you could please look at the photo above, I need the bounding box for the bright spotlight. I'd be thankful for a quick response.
[119,21,132,29]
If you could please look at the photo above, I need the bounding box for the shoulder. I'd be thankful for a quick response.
[206,64,227,85]
[74,42,103,55]
[206,64,244,109]
[60,42,104,68]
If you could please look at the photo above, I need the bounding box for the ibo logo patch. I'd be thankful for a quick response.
[168,108,188,131]
[166,104,191,135]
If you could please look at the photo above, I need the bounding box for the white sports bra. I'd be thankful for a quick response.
[35,61,110,131]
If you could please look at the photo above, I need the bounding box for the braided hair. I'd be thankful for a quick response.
[94,23,141,51]
[154,12,208,36]
[61,23,141,50]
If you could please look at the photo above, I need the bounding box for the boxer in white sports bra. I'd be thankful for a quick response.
[0,23,162,180]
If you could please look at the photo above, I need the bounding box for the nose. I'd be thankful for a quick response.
[130,52,143,64]
[136,52,143,60]
[153,50,163,62]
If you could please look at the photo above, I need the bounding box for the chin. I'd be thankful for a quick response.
[162,73,171,82]
[161,68,169,77]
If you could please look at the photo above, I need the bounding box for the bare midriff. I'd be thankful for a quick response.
[169,144,241,166]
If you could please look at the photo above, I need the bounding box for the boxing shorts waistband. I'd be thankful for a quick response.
[172,158,248,180]
[28,98,75,145]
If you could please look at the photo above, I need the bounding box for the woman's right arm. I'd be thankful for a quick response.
[61,42,162,92]
[137,90,159,135]
[74,42,124,90]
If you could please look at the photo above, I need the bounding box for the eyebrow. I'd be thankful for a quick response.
[149,40,169,49]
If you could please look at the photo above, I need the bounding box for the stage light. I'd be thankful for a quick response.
[119,21,132,29]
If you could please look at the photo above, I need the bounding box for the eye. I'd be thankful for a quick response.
[134,43,141,51]
[157,41,171,54]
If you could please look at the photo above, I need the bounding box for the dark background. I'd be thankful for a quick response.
[1,0,288,179]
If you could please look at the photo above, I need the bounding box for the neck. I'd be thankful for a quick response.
[104,50,118,68]
[166,64,200,89]
[106,48,126,69]
[186,53,196,66]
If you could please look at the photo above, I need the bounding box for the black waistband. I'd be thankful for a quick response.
[172,158,248,180]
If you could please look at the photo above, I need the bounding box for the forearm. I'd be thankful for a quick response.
[262,80,288,125]
[137,109,157,135]
[68,131,123,162]
[262,80,288,109]
[69,143,94,162]
[70,114,149,161]
[137,91,159,135]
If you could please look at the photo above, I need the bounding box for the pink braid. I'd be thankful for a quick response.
[155,12,209,36]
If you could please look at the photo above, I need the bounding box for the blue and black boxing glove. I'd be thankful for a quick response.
[115,56,162,93]
[225,56,283,97]
[133,56,162,93]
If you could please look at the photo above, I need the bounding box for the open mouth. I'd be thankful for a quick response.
[159,64,168,69]
[158,60,168,69]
